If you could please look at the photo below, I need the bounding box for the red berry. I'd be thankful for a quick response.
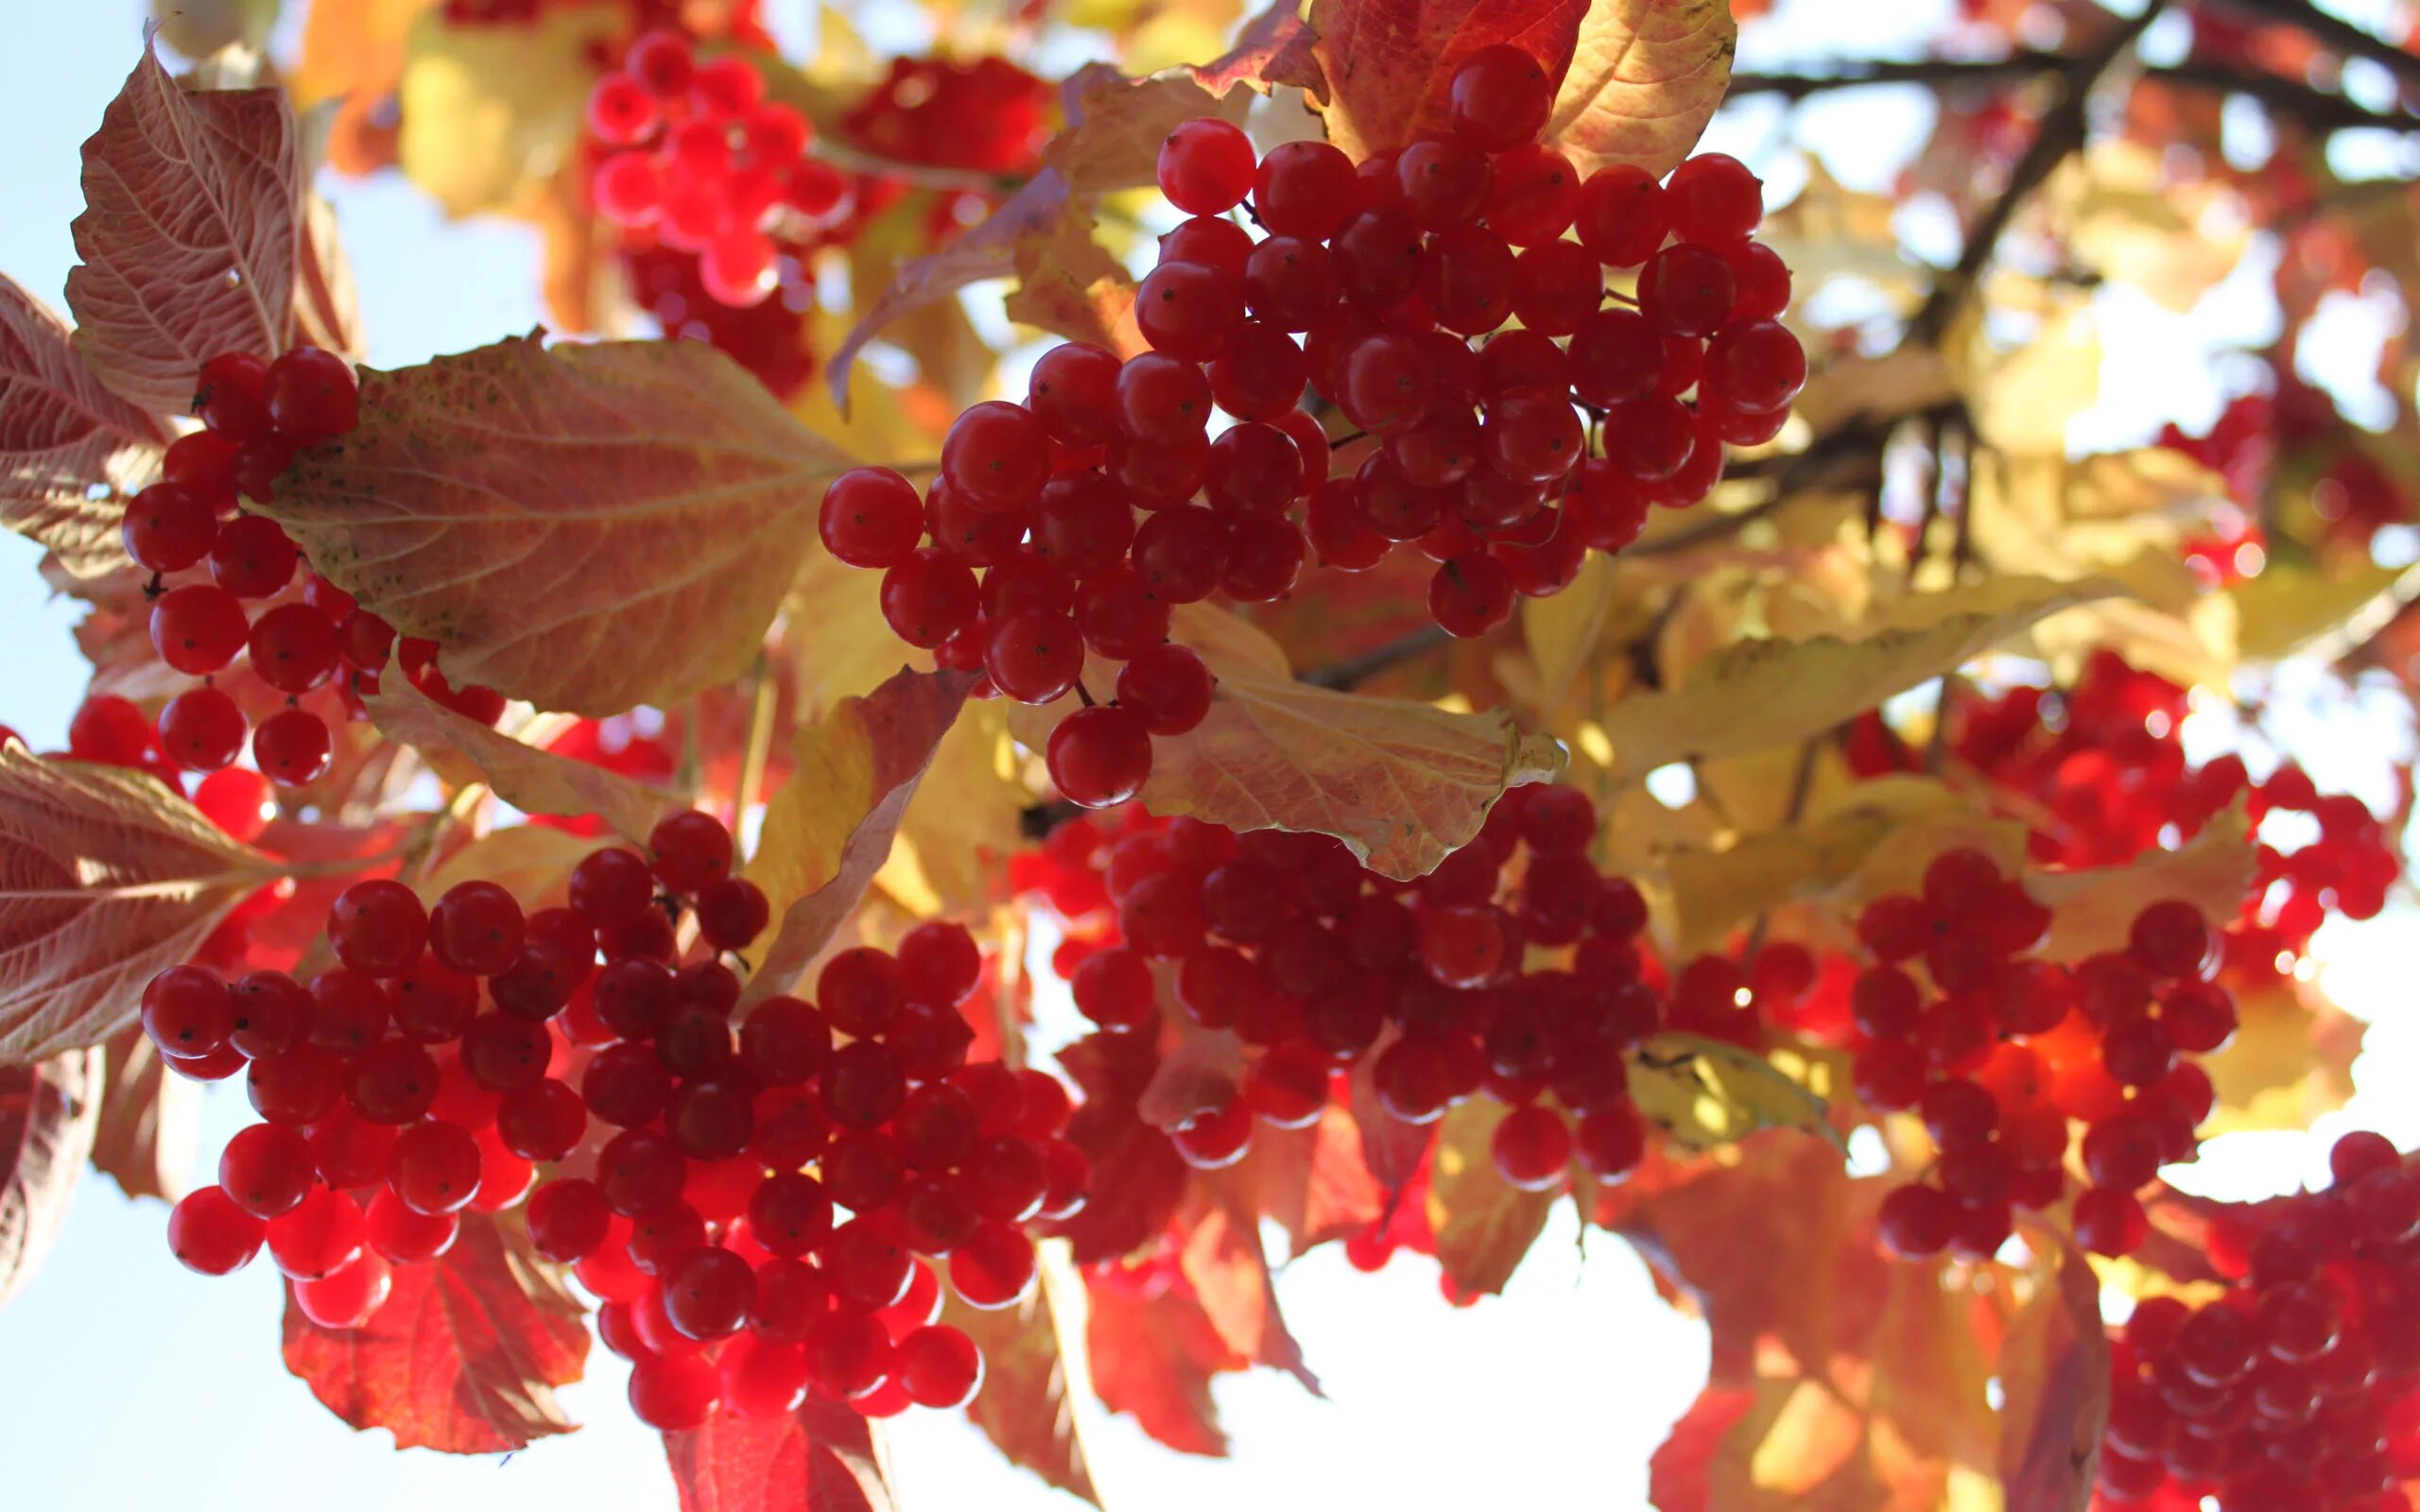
[264,347,359,443]
[1448,44,1554,151]
[819,467,925,569]
[1047,705,1152,809]
[1156,118,1255,215]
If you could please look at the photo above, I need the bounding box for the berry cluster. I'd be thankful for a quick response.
[147,807,1085,1429]
[587,31,848,308]
[819,45,1805,808]
[1011,783,1657,1189]
[1849,851,2230,1262]
[113,348,500,791]
[2100,1130,2420,1508]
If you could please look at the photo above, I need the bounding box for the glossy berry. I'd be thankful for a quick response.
[1448,44,1554,151]
[1156,118,1254,215]
[1046,705,1152,809]
[168,1187,267,1275]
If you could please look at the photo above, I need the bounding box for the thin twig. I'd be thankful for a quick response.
[1302,623,1453,690]
[735,653,779,828]
[1907,2,2169,346]
[1926,421,1979,773]
[2225,0,2420,97]
[811,139,1027,196]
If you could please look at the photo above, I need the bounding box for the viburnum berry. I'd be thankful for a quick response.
[1448,44,1555,151]
[1155,118,1254,215]
[1047,705,1152,809]
[648,810,735,894]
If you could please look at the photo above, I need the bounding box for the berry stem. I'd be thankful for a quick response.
[735,653,778,826]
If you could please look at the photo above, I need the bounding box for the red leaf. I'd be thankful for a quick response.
[0,1046,103,1310]
[1187,1,1319,98]
[1276,0,1591,161]
[660,1399,897,1512]
[942,1284,1100,1503]
[1647,1385,1758,1512]
[0,744,283,1061]
[1348,1034,1437,1194]
[1054,1033,1189,1266]
[88,1028,199,1204]
[0,273,166,578]
[1995,1241,2111,1512]
[740,667,978,1008]
[1177,1177,1320,1392]
[1248,1104,1386,1258]
[1084,1275,1243,1457]
[280,1211,590,1453]
[67,43,307,414]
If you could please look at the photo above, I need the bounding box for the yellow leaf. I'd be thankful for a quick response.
[1630,1033,1844,1153]
[396,8,613,219]
[1426,1098,1556,1297]
[1521,550,1616,720]
[421,825,594,909]
[2200,975,2363,1134]
[743,668,976,1005]
[365,667,676,844]
[1545,0,1737,177]
[1957,295,2100,455]
[1008,605,1565,881]
[1046,63,1253,196]
[2229,559,2420,662]
[266,336,851,717]
[2031,808,2255,964]
[1594,576,2130,783]
[880,700,1028,916]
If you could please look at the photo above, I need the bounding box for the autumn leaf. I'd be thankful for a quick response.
[942,1284,1099,1503]
[1521,550,1616,719]
[1594,576,2130,783]
[1544,0,1737,178]
[741,667,977,1006]
[265,336,850,717]
[1177,1176,1320,1390]
[280,1211,589,1453]
[827,172,1132,411]
[2200,972,2363,1134]
[1425,1098,1556,1297]
[1046,64,1253,194]
[1084,1274,1243,1456]
[1629,1033,1845,1153]
[660,1399,897,1512]
[88,1028,199,1204]
[0,744,285,1062]
[366,666,677,844]
[1273,0,1591,162]
[1187,0,1317,97]
[0,273,166,578]
[1348,1047,1438,1194]
[1055,1033,1191,1265]
[419,825,595,911]
[1247,1106,1387,1258]
[2031,807,2255,963]
[0,1047,103,1310]
[1994,1240,2110,1512]
[2229,558,2420,662]
[395,7,613,218]
[1010,605,1565,880]
[67,43,308,414]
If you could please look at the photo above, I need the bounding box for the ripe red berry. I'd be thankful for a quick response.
[648,810,735,894]
[1254,140,1357,241]
[818,467,925,569]
[253,708,333,785]
[1664,153,1764,245]
[1047,705,1152,809]
[264,347,360,443]
[266,1185,366,1279]
[1155,118,1255,215]
[168,1186,267,1275]
[1448,44,1555,151]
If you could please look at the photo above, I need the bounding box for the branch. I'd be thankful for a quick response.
[1907,2,2169,345]
[2224,0,2420,98]
[1727,53,2061,99]
[1301,623,1453,690]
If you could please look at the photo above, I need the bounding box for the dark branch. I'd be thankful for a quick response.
[1907,3,2169,346]
[2224,0,2420,97]
[1301,623,1453,690]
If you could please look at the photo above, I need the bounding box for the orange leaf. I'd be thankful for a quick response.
[1544,0,1738,179]
[279,1211,589,1453]
[1187,1,1319,98]
[1084,1275,1244,1457]
[660,1399,897,1512]
[741,667,977,1006]
[0,743,283,1061]
[265,336,849,716]
[67,43,307,413]
[1424,1097,1556,1297]
[827,171,1133,411]
[1046,64,1253,196]
[365,666,678,844]
[1273,0,1592,162]
[0,273,166,578]
[1251,1104,1387,1257]
[1995,1240,2111,1512]
[88,1028,199,1204]
[0,1046,103,1311]
[942,1284,1100,1503]
[1179,1174,1320,1391]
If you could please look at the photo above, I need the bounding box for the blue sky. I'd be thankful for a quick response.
[0,6,1709,1508]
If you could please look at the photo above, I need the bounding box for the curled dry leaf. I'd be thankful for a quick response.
[1544,0,1739,178]
[942,1282,1099,1503]
[280,1211,589,1454]
[0,743,284,1062]
[365,661,677,844]
[88,1027,200,1204]
[67,43,306,414]
[265,336,850,717]
[1185,0,1318,98]
[1424,1097,1557,1297]
[1270,0,1592,162]
[827,171,1134,411]
[1010,605,1565,881]
[740,666,978,1006]
[1994,1239,2112,1512]
[1046,63,1254,195]
[0,1046,104,1312]
[661,1398,898,1512]
[0,272,166,578]
[1595,575,2130,783]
